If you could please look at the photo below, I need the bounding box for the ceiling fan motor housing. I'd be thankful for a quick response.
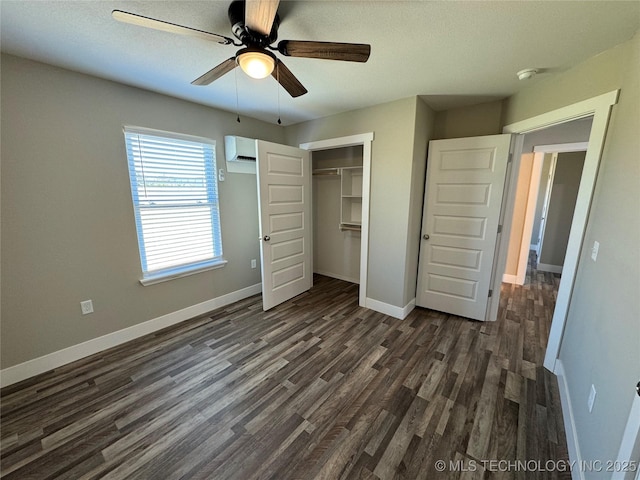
[228,0,279,48]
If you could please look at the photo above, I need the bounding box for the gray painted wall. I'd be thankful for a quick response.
[432,100,504,139]
[504,31,640,474]
[0,54,285,368]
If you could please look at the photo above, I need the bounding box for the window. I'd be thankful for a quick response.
[123,127,225,285]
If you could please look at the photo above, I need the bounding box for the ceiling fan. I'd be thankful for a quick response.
[112,0,371,98]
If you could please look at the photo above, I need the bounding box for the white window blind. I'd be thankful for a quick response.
[124,127,224,284]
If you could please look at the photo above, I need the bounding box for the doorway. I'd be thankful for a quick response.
[300,133,374,307]
[503,127,591,286]
[535,149,587,273]
[493,90,619,372]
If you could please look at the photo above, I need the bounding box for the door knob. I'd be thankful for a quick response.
[263,235,271,242]
[423,234,430,240]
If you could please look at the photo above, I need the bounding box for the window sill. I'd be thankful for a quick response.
[139,259,228,286]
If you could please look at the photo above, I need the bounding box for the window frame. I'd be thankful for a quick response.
[123,126,226,286]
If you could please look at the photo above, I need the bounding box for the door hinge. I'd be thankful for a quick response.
[497,224,503,234]
[488,289,493,298]
[508,153,513,163]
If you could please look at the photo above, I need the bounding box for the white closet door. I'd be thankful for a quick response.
[416,134,512,321]
[256,140,312,310]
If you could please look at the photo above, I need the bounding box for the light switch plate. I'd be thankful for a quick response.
[591,241,600,261]
[80,300,94,315]
[588,384,597,412]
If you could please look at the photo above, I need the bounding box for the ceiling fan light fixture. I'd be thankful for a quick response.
[236,48,276,79]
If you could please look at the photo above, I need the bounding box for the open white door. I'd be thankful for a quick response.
[416,134,512,321]
[256,140,312,310]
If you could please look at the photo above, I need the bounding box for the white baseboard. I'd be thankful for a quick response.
[537,263,563,274]
[365,297,415,320]
[0,283,262,388]
[555,360,584,480]
[314,270,359,284]
[502,273,518,284]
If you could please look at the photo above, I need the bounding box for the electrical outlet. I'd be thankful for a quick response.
[251,259,257,269]
[591,241,600,261]
[587,384,597,412]
[80,300,94,315]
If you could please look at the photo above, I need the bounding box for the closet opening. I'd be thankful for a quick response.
[300,133,374,307]
[312,146,363,285]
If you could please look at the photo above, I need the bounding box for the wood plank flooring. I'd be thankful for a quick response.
[1,253,568,479]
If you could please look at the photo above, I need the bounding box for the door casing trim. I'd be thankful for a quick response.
[300,132,374,307]
[495,90,619,372]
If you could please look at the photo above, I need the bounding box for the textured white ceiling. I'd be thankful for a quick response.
[1,1,638,126]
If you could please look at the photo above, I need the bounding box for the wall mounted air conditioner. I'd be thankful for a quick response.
[224,135,256,174]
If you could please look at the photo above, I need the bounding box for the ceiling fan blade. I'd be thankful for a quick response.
[245,0,280,36]
[112,10,233,45]
[272,60,307,98]
[278,40,371,62]
[192,58,238,86]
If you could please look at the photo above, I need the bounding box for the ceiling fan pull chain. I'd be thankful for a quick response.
[234,67,241,123]
[277,62,282,125]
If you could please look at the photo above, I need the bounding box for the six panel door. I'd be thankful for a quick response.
[416,134,512,321]
[256,140,312,310]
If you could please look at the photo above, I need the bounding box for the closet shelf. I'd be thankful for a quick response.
[340,167,363,230]
[340,223,361,232]
[312,168,339,176]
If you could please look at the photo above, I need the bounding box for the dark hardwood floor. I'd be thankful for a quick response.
[1,254,568,479]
